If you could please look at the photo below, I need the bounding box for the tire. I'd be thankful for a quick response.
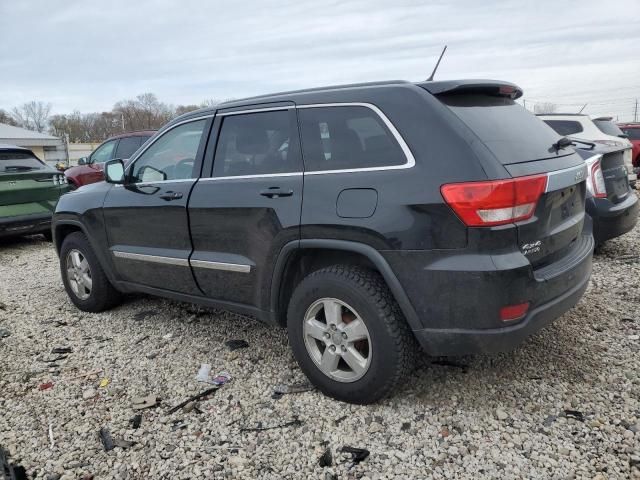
[60,232,121,312]
[287,265,415,404]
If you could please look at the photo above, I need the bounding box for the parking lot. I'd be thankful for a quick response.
[0,221,638,479]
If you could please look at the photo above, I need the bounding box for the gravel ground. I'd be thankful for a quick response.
[0,225,639,480]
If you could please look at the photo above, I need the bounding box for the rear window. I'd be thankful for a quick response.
[621,127,640,140]
[298,106,406,172]
[593,119,624,136]
[438,94,563,164]
[0,151,45,173]
[543,120,584,136]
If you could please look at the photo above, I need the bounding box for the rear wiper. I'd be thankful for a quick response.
[567,138,595,150]
[552,137,573,152]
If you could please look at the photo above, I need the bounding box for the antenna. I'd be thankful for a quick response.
[426,45,447,81]
[578,103,587,113]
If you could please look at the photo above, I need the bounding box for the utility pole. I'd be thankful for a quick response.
[635,98,638,123]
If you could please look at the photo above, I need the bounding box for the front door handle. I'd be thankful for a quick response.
[159,191,183,201]
[260,187,294,198]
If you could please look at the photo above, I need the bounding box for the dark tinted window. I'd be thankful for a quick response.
[0,151,45,172]
[213,110,298,177]
[621,128,640,140]
[439,94,563,164]
[593,119,624,136]
[115,136,146,159]
[130,120,205,183]
[298,106,406,171]
[543,120,584,136]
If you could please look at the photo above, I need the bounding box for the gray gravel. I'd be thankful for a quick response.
[0,225,639,479]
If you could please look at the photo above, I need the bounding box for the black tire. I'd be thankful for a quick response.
[60,232,121,312]
[287,265,415,404]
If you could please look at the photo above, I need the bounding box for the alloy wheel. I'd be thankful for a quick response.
[66,249,92,300]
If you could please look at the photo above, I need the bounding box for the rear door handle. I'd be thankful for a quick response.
[260,187,294,198]
[159,191,183,201]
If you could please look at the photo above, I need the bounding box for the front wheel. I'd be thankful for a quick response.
[287,265,415,404]
[60,232,121,312]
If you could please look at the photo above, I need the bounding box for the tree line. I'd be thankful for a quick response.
[0,94,221,143]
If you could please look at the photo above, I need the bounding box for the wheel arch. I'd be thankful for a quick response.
[270,239,421,331]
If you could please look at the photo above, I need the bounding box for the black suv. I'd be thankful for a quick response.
[53,79,593,404]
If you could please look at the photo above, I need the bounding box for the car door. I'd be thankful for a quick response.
[102,116,212,294]
[84,139,118,185]
[188,104,303,311]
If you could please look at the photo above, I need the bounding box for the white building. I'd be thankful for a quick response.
[0,123,66,165]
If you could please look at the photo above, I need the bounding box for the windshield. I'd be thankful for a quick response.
[437,93,564,164]
[593,119,624,136]
[0,151,46,173]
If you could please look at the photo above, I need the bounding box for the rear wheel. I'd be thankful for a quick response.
[60,232,121,312]
[287,265,415,404]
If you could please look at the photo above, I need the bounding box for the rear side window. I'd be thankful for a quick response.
[438,94,563,164]
[115,136,145,159]
[593,119,624,136]
[213,110,298,177]
[90,139,117,163]
[0,151,45,172]
[298,106,406,172]
[543,120,584,136]
[622,128,640,140]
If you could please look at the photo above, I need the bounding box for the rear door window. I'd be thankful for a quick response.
[115,136,145,159]
[213,110,299,177]
[543,120,584,136]
[437,93,565,164]
[298,106,406,171]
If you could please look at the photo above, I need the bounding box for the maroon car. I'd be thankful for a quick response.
[64,131,155,188]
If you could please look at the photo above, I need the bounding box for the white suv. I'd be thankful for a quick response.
[538,114,635,182]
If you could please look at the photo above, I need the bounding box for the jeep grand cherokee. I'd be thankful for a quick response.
[52,79,593,404]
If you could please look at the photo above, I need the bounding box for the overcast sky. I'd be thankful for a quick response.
[1,0,639,120]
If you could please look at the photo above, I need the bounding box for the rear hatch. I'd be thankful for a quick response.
[0,150,63,217]
[426,83,588,267]
[576,146,630,204]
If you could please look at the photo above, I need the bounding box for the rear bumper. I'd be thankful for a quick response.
[382,227,594,356]
[0,212,52,238]
[588,193,639,244]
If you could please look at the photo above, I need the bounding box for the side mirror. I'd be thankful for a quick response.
[77,157,87,165]
[104,159,125,184]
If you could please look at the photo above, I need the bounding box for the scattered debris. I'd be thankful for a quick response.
[65,369,103,382]
[134,335,149,345]
[401,422,411,431]
[167,387,218,415]
[162,332,174,340]
[99,378,110,388]
[334,415,347,426]
[39,382,54,391]
[272,382,314,400]
[113,438,135,449]
[42,355,67,363]
[48,423,54,449]
[225,339,249,351]
[543,415,557,427]
[318,447,333,467]
[99,427,115,451]
[132,395,159,410]
[0,328,11,338]
[146,351,159,360]
[51,347,72,354]
[0,446,27,480]
[341,446,370,465]
[195,364,231,385]
[133,310,157,321]
[171,420,188,431]
[240,416,303,433]
[54,320,68,327]
[563,410,585,422]
[129,414,142,429]
[621,317,635,323]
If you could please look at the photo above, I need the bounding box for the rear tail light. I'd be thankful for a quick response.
[440,175,547,227]
[500,302,530,322]
[585,155,606,199]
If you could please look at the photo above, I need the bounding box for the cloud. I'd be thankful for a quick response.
[1,0,639,120]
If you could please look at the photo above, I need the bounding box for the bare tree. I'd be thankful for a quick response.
[533,102,557,114]
[0,109,18,126]
[11,101,52,132]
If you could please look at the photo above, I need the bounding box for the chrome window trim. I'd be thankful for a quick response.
[112,250,189,267]
[545,163,588,192]
[125,115,213,185]
[190,259,251,273]
[204,102,416,181]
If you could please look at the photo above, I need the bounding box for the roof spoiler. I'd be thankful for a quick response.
[419,80,523,99]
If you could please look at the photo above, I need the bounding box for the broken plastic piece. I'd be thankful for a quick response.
[130,414,142,429]
[225,339,249,351]
[39,382,54,391]
[274,382,314,395]
[341,446,370,464]
[196,364,212,383]
[240,416,303,433]
[99,427,115,451]
[0,329,11,338]
[51,347,72,354]
[318,447,333,467]
[99,378,110,388]
[563,410,585,422]
[167,387,218,415]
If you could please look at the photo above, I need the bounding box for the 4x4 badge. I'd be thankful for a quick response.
[575,170,585,182]
[521,240,542,255]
